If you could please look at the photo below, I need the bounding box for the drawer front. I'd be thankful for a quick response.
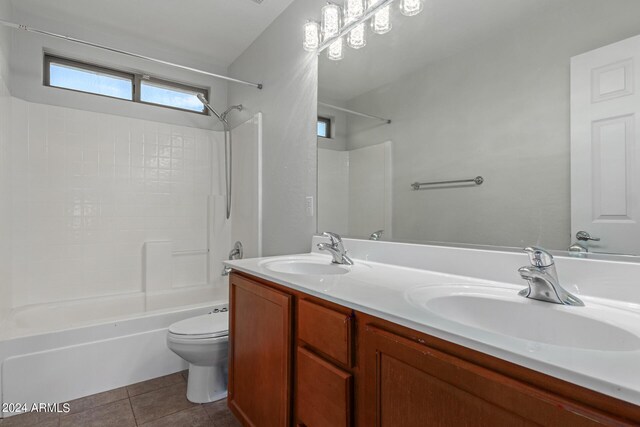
[296,347,352,427]
[297,299,353,366]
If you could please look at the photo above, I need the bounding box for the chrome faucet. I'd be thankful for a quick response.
[517,247,583,306]
[317,232,354,265]
[369,230,384,241]
[222,241,243,276]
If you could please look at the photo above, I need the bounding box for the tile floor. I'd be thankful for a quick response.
[0,371,241,427]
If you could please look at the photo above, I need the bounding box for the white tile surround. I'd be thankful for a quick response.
[9,99,225,307]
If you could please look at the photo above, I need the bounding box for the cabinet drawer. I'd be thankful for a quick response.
[296,347,352,427]
[297,299,353,366]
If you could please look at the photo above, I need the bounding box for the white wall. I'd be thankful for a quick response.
[317,148,349,235]
[0,1,12,321]
[10,99,222,306]
[343,0,640,250]
[10,7,229,131]
[227,0,323,256]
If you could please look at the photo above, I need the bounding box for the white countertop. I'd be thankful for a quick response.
[226,244,640,406]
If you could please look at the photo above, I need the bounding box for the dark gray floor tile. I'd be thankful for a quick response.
[203,400,241,427]
[127,373,185,397]
[65,387,128,415]
[139,406,214,427]
[0,411,60,427]
[130,381,196,424]
[59,399,135,427]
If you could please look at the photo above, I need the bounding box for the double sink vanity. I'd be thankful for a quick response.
[224,235,640,426]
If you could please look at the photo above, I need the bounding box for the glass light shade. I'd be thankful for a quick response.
[371,4,391,34]
[347,23,366,49]
[327,37,344,60]
[303,21,320,51]
[344,0,365,23]
[400,0,423,16]
[321,3,342,39]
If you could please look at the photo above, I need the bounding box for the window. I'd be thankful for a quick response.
[317,116,332,138]
[138,77,206,113]
[44,54,209,114]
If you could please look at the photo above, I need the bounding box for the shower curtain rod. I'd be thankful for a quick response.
[319,102,391,124]
[0,18,263,90]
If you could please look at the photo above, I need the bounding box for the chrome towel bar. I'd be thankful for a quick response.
[411,176,484,190]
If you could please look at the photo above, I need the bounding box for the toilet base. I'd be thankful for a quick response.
[186,364,228,404]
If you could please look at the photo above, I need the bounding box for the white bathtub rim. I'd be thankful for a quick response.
[0,301,229,416]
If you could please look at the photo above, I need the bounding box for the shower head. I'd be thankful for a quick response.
[221,104,244,121]
[196,93,223,121]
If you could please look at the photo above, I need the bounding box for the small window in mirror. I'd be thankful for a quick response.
[317,116,332,138]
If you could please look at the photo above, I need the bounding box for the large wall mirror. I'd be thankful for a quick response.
[317,0,640,256]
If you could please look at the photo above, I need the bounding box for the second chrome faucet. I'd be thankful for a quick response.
[318,232,354,265]
[518,247,583,306]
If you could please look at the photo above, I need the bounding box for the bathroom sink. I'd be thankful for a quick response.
[405,285,640,351]
[261,258,350,276]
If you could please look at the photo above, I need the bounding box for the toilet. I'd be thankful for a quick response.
[167,308,229,403]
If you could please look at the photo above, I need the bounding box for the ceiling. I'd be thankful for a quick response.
[318,0,557,102]
[10,0,296,68]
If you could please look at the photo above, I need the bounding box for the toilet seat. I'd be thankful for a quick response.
[168,311,228,340]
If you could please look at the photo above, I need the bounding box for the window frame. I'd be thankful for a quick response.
[43,54,210,115]
[317,116,332,139]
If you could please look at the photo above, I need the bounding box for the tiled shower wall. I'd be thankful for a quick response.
[10,99,223,307]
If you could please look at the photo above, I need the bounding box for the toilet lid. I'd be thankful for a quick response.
[169,312,229,338]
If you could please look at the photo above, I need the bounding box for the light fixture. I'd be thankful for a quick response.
[369,0,391,35]
[400,0,423,17]
[303,21,320,51]
[321,3,342,39]
[321,3,343,60]
[327,38,344,60]
[344,0,366,49]
[347,23,366,49]
[344,0,365,22]
[305,0,423,60]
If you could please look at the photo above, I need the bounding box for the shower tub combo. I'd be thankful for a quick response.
[0,282,228,418]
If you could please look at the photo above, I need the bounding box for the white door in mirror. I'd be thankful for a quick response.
[571,34,640,255]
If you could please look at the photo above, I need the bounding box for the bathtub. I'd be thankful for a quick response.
[0,281,228,418]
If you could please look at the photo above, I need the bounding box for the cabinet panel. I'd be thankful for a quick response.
[296,347,352,427]
[298,298,353,367]
[361,324,618,427]
[229,273,292,427]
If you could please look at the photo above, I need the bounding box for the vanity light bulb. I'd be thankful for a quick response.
[400,0,423,17]
[347,23,366,49]
[303,21,320,51]
[327,37,344,61]
[369,0,392,35]
[344,0,365,23]
[321,3,342,39]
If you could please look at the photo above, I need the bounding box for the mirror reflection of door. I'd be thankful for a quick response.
[571,35,640,255]
[317,0,640,256]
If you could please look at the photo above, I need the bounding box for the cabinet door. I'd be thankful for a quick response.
[229,274,293,427]
[361,324,612,427]
[296,347,352,427]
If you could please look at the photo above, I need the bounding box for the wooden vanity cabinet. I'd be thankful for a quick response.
[295,297,355,427]
[229,272,640,427]
[228,273,293,427]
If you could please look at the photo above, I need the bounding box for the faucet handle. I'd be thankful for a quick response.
[523,246,554,267]
[322,231,342,246]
